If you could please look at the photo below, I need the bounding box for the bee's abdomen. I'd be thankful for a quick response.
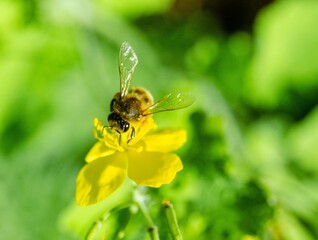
[132,88,153,102]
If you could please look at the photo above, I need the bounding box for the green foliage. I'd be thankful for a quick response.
[1,0,318,239]
[248,1,318,108]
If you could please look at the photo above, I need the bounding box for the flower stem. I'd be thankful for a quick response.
[85,204,133,240]
[162,200,183,240]
[134,188,160,240]
[85,212,110,240]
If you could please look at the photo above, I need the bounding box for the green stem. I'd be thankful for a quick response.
[162,200,183,240]
[85,212,110,240]
[134,188,160,240]
[85,204,131,240]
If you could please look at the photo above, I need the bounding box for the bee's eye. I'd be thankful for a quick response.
[121,121,130,132]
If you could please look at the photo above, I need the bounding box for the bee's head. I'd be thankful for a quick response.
[107,112,130,133]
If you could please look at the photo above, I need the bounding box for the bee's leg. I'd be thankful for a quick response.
[127,127,135,145]
[116,130,122,145]
[117,134,120,145]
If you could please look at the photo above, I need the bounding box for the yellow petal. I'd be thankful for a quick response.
[127,152,183,188]
[76,153,127,206]
[138,129,187,152]
[85,141,116,163]
[129,117,157,145]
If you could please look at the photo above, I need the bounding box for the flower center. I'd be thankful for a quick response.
[93,116,157,153]
[93,118,143,152]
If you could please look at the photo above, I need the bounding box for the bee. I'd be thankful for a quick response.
[107,42,194,141]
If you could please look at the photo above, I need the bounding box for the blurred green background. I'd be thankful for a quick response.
[1,0,318,239]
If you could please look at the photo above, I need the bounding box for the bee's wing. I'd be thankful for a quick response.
[142,93,195,115]
[118,42,138,98]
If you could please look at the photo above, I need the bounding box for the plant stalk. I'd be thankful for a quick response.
[134,188,160,240]
[162,199,183,240]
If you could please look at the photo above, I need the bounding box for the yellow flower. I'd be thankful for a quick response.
[76,117,186,206]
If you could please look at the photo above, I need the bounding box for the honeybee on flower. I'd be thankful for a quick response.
[108,42,194,143]
[76,42,194,206]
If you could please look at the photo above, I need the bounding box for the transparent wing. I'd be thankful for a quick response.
[142,93,195,115]
[118,42,138,98]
